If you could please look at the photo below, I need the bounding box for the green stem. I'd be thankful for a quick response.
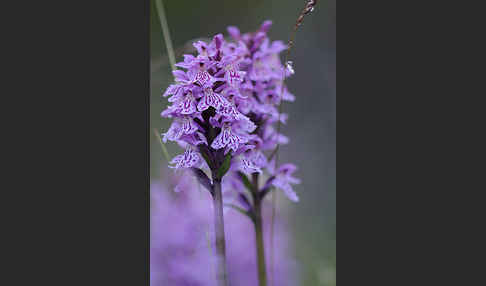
[254,199,267,286]
[252,173,267,286]
[212,179,229,286]
[154,0,177,71]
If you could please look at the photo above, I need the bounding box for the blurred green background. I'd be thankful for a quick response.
[150,0,335,285]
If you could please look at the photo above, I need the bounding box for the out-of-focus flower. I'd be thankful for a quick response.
[268,162,301,202]
[150,181,299,286]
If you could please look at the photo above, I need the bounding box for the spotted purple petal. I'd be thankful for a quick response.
[178,92,197,115]
[197,88,225,112]
[169,148,200,170]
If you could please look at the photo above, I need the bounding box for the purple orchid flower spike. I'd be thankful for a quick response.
[160,20,304,286]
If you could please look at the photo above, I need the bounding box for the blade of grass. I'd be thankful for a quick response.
[154,0,176,71]
[153,128,171,162]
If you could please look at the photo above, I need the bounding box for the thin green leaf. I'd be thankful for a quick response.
[199,146,212,169]
[217,153,232,179]
[224,204,254,222]
[191,168,213,195]
[237,171,253,192]
[261,185,276,200]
